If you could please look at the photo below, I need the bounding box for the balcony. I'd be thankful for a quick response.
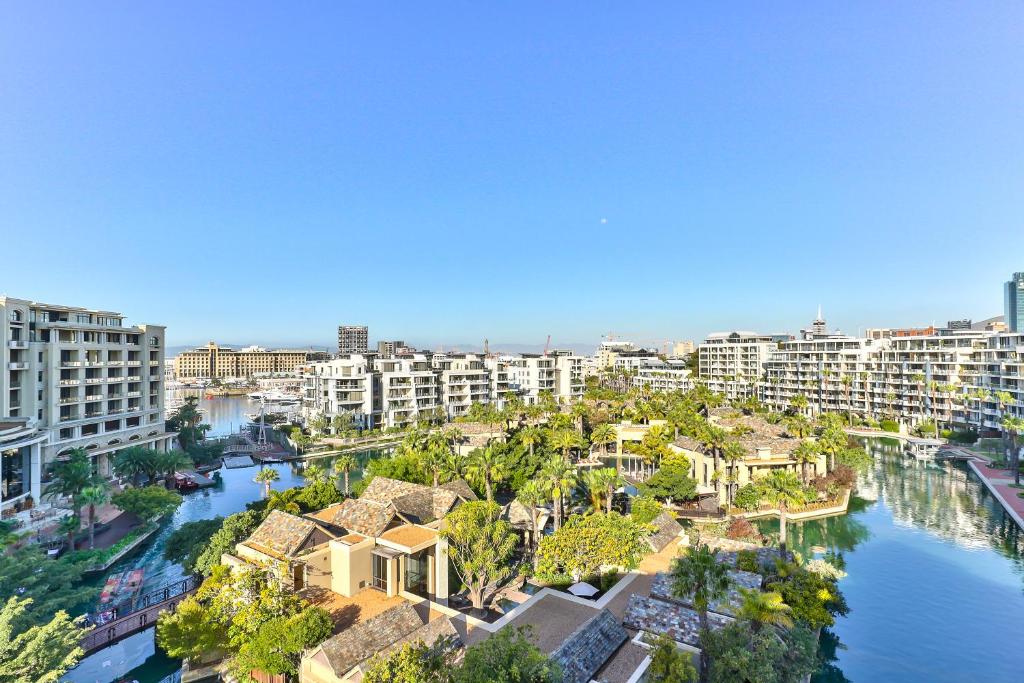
[85,377,105,384]
[107,361,125,367]
[59,396,81,404]
[59,378,80,385]
[8,340,27,349]
[7,362,28,370]
[126,375,141,382]
[126,391,141,398]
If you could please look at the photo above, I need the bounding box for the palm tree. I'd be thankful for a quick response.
[541,454,577,531]
[304,463,328,484]
[994,390,1014,452]
[518,426,545,458]
[422,442,448,488]
[254,467,279,497]
[670,543,732,683]
[112,446,159,485]
[154,450,193,488]
[720,440,747,510]
[792,440,820,484]
[736,588,793,633]
[790,394,809,417]
[467,446,507,503]
[1001,415,1024,486]
[442,426,464,454]
[571,401,589,434]
[840,374,854,422]
[589,422,617,464]
[550,428,582,461]
[784,413,812,439]
[80,483,110,550]
[332,454,357,495]
[757,471,806,556]
[439,452,468,484]
[267,487,303,514]
[516,480,548,561]
[859,371,871,418]
[44,448,102,517]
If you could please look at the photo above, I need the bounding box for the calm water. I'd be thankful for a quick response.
[64,394,389,683]
[759,437,1024,682]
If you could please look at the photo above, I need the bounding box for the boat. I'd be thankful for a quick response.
[96,569,145,621]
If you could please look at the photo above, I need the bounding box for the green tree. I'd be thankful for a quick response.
[296,480,343,511]
[0,597,88,683]
[229,607,333,679]
[641,463,698,503]
[266,487,303,514]
[455,626,562,683]
[516,480,549,560]
[112,446,160,484]
[629,495,662,525]
[670,543,732,683]
[517,426,546,459]
[80,482,110,550]
[363,639,456,683]
[43,448,101,518]
[579,467,620,513]
[111,485,182,520]
[766,566,848,630]
[0,547,96,632]
[164,518,224,573]
[156,595,227,663]
[540,454,577,531]
[154,449,195,487]
[194,509,265,575]
[589,423,617,460]
[439,501,517,611]
[791,441,820,485]
[700,621,818,683]
[303,463,328,484]
[467,446,508,504]
[254,467,280,497]
[647,632,697,683]
[333,454,357,495]
[735,588,793,633]
[536,512,649,583]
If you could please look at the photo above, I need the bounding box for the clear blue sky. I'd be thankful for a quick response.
[2,3,1022,350]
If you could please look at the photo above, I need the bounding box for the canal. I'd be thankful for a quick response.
[758,436,1024,682]
[64,393,391,683]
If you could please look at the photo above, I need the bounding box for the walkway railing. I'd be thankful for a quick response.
[81,576,200,653]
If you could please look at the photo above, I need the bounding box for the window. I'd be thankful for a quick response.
[372,553,389,592]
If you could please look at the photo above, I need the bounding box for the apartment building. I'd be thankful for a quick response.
[595,339,637,370]
[376,339,412,357]
[377,354,441,428]
[697,332,778,399]
[484,356,518,409]
[611,348,661,374]
[553,352,586,402]
[338,325,369,354]
[671,340,695,358]
[302,355,378,429]
[173,342,322,380]
[974,333,1024,430]
[503,354,557,404]
[433,353,491,419]
[633,360,693,393]
[0,297,171,512]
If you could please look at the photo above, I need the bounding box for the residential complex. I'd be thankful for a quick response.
[337,325,369,354]
[697,331,779,399]
[0,297,172,515]
[172,341,327,380]
[302,350,587,429]
[632,359,693,393]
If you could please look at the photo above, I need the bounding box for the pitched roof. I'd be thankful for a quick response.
[315,602,426,677]
[315,498,400,537]
[645,511,683,552]
[550,609,628,683]
[362,477,475,524]
[622,595,731,648]
[364,615,462,673]
[244,510,332,558]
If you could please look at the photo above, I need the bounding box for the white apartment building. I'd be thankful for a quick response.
[553,352,586,402]
[433,354,491,419]
[975,333,1024,430]
[698,332,778,399]
[0,297,172,512]
[595,340,637,370]
[485,356,518,410]
[376,354,441,428]
[633,360,693,393]
[611,348,662,374]
[761,335,881,415]
[301,355,377,429]
[503,354,557,405]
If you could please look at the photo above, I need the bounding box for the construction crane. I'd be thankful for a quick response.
[543,335,551,356]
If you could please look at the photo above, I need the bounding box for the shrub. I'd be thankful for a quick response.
[735,549,760,573]
[733,483,761,511]
[630,495,662,525]
[879,419,899,433]
[943,429,978,444]
[725,518,761,543]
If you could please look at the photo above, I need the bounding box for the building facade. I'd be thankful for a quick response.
[1005,272,1024,333]
[697,332,778,399]
[338,325,369,354]
[173,342,322,379]
[0,297,172,511]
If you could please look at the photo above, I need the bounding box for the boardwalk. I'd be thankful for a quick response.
[81,576,199,654]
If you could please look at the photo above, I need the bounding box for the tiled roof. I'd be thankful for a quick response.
[363,477,475,524]
[645,511,683,552]
[316,602,425,677]
[317,498,399,537]
[245,510,330,558]
[439,478,478,502]
[501,500,551,531]
[650,569,763,617]
[550,608,628,683]
[622,595,731,648]
[366,615,462,672]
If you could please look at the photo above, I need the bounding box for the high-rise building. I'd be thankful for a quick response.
[1004,273,1024,332]
[337,325,369,354]
[0,297,172,515]
[697,332,778,399]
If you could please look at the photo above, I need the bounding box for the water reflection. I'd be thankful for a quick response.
[759,437,1024,682]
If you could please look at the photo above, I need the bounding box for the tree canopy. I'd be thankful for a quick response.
[535,512,649,582]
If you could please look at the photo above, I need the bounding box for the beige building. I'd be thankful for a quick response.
[0,297,172,511]
[173,341,320,379]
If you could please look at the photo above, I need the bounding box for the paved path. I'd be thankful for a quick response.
[967,459,1024,530]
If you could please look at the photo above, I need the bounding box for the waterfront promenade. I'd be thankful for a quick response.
[967,457,1024,530]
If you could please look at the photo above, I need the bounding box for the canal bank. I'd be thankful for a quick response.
[758,436,1024,682]
[63,393,389,683]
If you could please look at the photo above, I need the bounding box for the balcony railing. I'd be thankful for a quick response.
[7,362,28,370]
[8,340,27,349]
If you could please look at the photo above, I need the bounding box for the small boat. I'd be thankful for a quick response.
[98,569,145,617]
[173,473,199,491]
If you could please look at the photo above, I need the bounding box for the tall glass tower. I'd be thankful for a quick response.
[1005,272,1024,332]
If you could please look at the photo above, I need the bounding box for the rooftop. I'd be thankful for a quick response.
[243,509,335,559]
[622,594,731,648]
